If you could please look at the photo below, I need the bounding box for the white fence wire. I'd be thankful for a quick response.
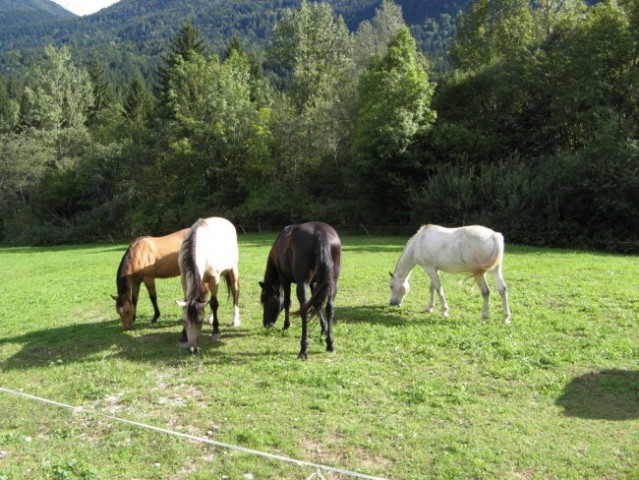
[0,387,388,480]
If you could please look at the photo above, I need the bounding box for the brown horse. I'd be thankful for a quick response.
[259,221,341,359]
[111,228,189,330]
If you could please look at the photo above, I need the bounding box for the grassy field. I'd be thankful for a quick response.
[0,233,637,479]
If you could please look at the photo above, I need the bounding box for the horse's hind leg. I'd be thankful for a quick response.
[324,298,335,352]
[311,283,327,335]
[476,274,490,321]
[299,313,309,360]
[207,281,221,339]
[296,283,308,359]
[490,268,511,324]
[229,269,240,327]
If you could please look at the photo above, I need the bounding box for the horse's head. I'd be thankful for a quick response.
[111,294,136,330]
[259,281,283,327]
[176,299,208,352]
[389,272,410,306]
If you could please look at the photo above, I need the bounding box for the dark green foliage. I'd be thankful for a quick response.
[0,0,469,80]
[0,0,635,253]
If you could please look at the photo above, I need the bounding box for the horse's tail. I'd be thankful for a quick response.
[460,232,504,284]
[462,231,505,284]
[486,232,505,273]
[299,234,336,317]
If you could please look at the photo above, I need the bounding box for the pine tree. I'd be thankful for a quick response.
[155,19,208,121]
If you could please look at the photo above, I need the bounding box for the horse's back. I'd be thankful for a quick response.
[272,221,341,282]
[196,217,239,273]
[128,228,189,278]
[418,224,503,272]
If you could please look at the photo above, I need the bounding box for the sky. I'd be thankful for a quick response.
[51,0,121,16]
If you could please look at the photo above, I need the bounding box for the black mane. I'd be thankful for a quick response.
[115,246,132,298]
[181,218,205,303]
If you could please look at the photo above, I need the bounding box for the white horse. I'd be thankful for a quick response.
[389,225,511,323]
[176,217,240,352]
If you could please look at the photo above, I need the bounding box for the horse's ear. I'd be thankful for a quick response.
[176,300,187,308]
[389,272,394,278]
[258,281,265,289]
[111,294,118,301]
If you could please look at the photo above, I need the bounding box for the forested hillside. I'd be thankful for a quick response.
[0,0,636,251]
[0,0,465,78]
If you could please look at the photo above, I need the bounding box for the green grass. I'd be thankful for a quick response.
[0,235,638,479]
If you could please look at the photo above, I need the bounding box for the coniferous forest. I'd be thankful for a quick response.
[0,0,637,251]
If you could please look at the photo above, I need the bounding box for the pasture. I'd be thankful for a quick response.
[0,233,637,479]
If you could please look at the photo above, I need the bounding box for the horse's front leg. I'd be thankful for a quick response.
[131,281,142,324]
[144,278,161,323]
[425,269,449,317]
[282,282,292,330]
[209,296,220,340]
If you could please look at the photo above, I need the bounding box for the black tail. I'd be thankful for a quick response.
[299,234,335,317]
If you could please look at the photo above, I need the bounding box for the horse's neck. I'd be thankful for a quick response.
[394,239,417,281]
[264,256,281,287]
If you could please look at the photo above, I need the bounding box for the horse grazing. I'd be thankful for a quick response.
[259,221,341,359]
[389,224,511,323]
[112,228,189,330]
[176,217,240,352]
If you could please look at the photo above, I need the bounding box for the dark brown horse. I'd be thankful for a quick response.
[111,228,189,330]
[259,221,341,359]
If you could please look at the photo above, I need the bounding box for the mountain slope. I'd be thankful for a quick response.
[0,0,468,78]
[0,0,75,23]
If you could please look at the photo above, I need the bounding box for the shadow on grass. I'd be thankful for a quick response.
[0,317,252,370]
[556,370,639,420]
[336,305,411,327]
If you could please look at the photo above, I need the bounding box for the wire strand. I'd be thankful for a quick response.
[0,387,388,480]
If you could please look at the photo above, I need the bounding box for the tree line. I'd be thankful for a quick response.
[0,0,637,251]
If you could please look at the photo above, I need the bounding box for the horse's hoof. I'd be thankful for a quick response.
[298,352,308,360]
[503,317,512,325]
[326,345,335,353]
[212,333,221,341]
[188,346,200,354]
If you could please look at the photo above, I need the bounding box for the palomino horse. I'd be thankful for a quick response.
[112,228,189,330]
[259,221,341,359]
[176,217,240,352]
[389,225,511,323]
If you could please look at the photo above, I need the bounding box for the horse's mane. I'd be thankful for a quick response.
[115,245,133,297]
[181,219,205,302]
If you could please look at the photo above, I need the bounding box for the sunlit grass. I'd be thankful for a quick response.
[0,236,638,479]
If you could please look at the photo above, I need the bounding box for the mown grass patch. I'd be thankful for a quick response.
[1,235,638,479]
